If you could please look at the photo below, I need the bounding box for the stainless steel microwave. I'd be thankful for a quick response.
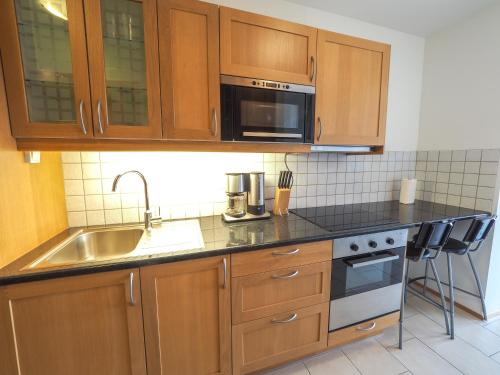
[220,75,315,143]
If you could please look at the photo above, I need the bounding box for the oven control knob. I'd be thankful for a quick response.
[350,243,359,252]
[386,238,395,245]
[252,81,257,85]
[368,240,378,248]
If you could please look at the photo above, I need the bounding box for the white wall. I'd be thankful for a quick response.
[416,2,500,315]
[418,2,500,151]
[205,0,425,151]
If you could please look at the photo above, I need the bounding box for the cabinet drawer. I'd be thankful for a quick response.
[231,240,332,277]
[328,311,400,348]
[232,261,331,324]
[232,303,329,375]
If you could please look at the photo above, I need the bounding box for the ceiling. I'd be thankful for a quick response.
[285,0,499,36]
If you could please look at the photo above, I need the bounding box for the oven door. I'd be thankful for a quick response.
[221,84,314,143]
[331,247,405,301]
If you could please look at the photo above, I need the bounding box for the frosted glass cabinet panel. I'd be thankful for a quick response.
[0,0,160,139]
[0,0,93,138]
[84,0,161,139]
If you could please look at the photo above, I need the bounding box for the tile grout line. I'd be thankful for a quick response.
[405,302,495,372]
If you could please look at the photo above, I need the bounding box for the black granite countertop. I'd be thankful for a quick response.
[0,200,489,286]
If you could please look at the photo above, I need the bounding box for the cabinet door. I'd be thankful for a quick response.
[159,0,220,141]
[220,7,317,85]
[232,303,329,375]
[84,0,161,139]
[0,269,146,375]
[0,0,92,138]
[315,30,390,146]
[141,256,232,375]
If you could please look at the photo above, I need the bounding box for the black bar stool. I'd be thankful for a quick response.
[436,216,496,339]
[399,220,454,348]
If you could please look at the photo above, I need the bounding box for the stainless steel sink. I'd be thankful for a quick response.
[27,227,144,269]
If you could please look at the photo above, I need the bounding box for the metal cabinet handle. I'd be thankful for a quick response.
[97,99,104,134]
[272,313,298,324]
[129,272,136,306]
[357,321,376,331]
[211,108,218,136]
[272,270,299,279]
[317,117,323,142]
[79,100,87,135]
[272,248,300,256]
[223,257,227,289]
[310,56,315,82]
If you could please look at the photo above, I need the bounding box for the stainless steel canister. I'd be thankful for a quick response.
[247,172,265,215]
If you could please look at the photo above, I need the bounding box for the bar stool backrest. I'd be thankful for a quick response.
[414,221,454,251]
[463,216,497,244]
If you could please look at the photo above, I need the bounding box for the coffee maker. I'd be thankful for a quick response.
[222,172,271,222]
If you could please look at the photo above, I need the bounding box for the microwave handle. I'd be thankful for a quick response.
[345,252,400,268]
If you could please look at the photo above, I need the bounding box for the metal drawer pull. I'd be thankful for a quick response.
[357,321,376,331]
[129,272,136,306]
[223,257,227,289]
[79,100,87,135]
[272,248,300,256]
[310,56,315,81]
[272,313,298,324]
[317,117,323,141]
[97,99,104,134]
[211,108,218,136]
[272,270,299,279]
[345,252,399,269]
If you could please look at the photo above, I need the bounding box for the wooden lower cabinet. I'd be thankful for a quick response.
[232,261,331,324]
[141,256,232,375]
[232,303,329,375]
[231,240,332,277]
[328,311,400,348]
[0,269,146,375]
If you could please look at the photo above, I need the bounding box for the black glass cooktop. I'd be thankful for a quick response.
[291,200,490,233]
[291,201,403,232]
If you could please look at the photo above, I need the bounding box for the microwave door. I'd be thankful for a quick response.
[234,87,306,141]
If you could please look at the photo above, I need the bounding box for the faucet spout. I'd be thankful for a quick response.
[112,170,152,230]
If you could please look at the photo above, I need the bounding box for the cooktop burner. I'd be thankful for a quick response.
[291,201,401,232]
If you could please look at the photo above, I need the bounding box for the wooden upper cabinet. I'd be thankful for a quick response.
[141,256,232,375]
[0,269,146,375]
[0,0,93,139]
[83,0,162,139]
[315,30,390,146]
[220,7,317,85]
[159,0,220,141]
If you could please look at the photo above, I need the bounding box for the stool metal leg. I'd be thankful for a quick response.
[446,253,455,339]
[430,258,451,335]
[404,259,410,303]
[468,252,488,321]
[399,258,407,350]
[423,260,429,297]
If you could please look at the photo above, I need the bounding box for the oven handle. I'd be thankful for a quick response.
[345,252,399,268]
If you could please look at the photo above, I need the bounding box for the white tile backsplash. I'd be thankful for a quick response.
[415,149,499,211]
[61,149,498,227]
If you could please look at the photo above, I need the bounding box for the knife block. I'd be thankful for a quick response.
[273,188,291,216]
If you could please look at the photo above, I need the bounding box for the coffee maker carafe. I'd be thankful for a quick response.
[222,172,271,222]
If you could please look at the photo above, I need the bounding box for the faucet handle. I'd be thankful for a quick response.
[149,207,163,227]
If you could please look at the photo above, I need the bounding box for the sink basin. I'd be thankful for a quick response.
[27,227,144,269]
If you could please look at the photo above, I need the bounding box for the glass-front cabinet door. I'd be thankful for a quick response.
[84,0,161,139]
[0,0,92,138]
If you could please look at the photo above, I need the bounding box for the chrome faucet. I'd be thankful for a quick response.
[112,170,154,231]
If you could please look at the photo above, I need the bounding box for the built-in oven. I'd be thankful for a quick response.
[329,229,407,331]
[220,75,315,143]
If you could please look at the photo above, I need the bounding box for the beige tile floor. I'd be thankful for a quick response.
[262,295,500,375]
